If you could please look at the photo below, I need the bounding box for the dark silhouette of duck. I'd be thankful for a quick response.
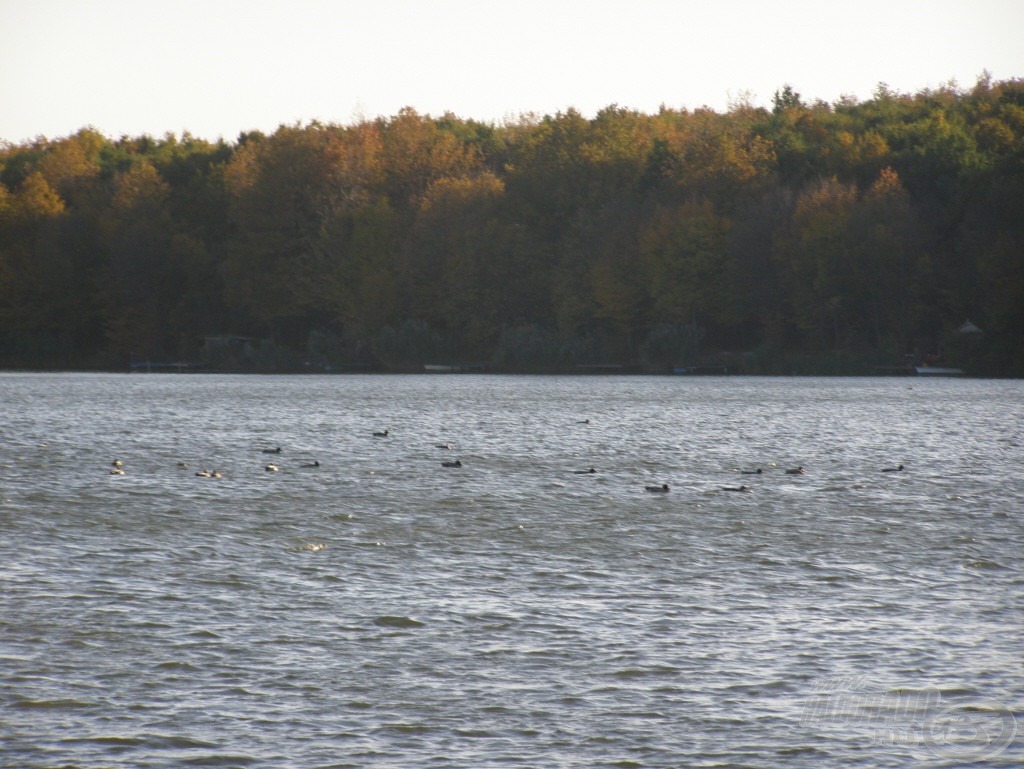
[740,468,763,475]
[302,460,321,468]
[574,468,597,474]
[262,447,282,454]
[785,466,805,475]
[373,430,389,437]
[435,443,453,449]
[646,484,670,493]
[721,485,750,492]
[196,469,222,478]
[441,460,462,468]
[882,464,905,472]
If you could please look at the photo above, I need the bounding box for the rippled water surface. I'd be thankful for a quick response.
[2,373,1021,768]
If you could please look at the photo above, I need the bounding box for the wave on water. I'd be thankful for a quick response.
[2,374,1022,769]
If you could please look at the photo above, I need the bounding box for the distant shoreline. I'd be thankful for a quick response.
[0,366,990,378]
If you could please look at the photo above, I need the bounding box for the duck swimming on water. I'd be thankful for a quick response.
[882,464,905,472]
[646,484,670,493]
[785,466,805,475]
[441,460,462,468]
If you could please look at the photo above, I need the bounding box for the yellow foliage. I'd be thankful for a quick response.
[17,172,65,219]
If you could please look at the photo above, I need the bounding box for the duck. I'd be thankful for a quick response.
[785,466,805,475]
[441,460,462,468]
[721,485,750,492]
[195,469,211,477]
[882,464,905,472]
[111,459,123,468]
[577,419,590,424]
[573,468,597,474]
[262,447,283,454]
[177,461,189,468]
[435,443,453,449]
[265,463,280,472]
[740,468,763,475]
[302,460,321,468]
[109,467,125,475]
[373,430,389,438]
[646,484,670,493]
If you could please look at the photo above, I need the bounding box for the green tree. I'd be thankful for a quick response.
[772,84,804,114]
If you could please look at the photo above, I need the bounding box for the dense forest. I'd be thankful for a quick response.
[2,76,1023,375]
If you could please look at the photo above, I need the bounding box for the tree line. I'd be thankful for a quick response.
[2,75,1022,375]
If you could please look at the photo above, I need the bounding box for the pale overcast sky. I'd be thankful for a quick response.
[1,0,1021,143]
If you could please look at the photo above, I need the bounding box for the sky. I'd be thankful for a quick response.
[2,0,1022,144]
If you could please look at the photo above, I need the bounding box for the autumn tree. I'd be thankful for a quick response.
[376,108,481,210]
[641,200,735,347]
[846,167,923,350]
[773,177,858,348]
[408,173,511,355]
[2,79,1023,372]
[0,173,75,362]
[95,162,181,359]
[222,124,372,342]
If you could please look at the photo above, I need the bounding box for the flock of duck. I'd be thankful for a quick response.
[105,431,458,479]
[644,462,904,494]
[107,426,906,495]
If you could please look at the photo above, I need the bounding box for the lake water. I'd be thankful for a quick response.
[1,373,1021,768]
